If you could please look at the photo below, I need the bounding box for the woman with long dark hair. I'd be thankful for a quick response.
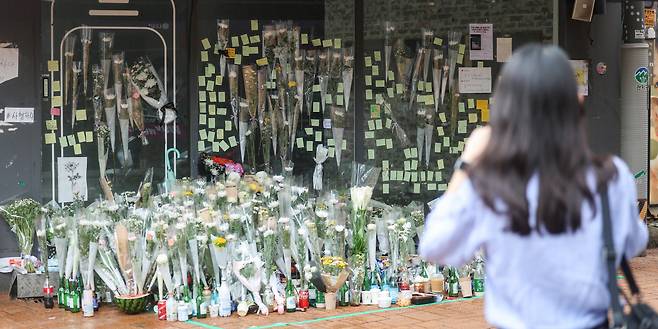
[419,44,648,328]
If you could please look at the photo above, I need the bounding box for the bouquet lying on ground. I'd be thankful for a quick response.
[0,198,42,272]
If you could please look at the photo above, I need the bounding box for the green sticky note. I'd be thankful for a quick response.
[313,102,320,113]
[231,36,239,47]
[387,87,394,98]
[443,136,450,147]
[77,131,88,143]
[404,148,412,159]
[337,82,344,93]
[73,144,82,155]
[201,51,209,62]
[411,159,418,170]
[334,38,342,49]
[209,104,217,115]
[46,119,57,131]
[219,140,230,151]
[386,139,393,149]
[312,39,321,47]
[250,19,258,31]
[201,38,211,50]
[250,35,260,44]
[457,53,464,65]
[382,160,389,169]
[458,102,466,113]
[435,142,442,153]
[325,94,333,104]
[336,95,344,106]
[365,56,372,67]
[76,110,87,121]
[367,120,375,131]
[315,131,322,142]
[59,136,68,147]
[418,81,425,92]
[228,136,237,147]
[428,183,437,191]
[306,140,313,152]
[468,113,478,123]
[385,118,392,128]
[412,172,418,182]
[433,37,443,46]
[67,135,75,145]
[301,34,308,44]
[328,147,335,158]
[368,149,375,160]
[209,118,217,129]
[365,131,374,139]
[437,127,444,136]
[342,139,347,150]
[376,139,385,147]
[468,99,475,108]
[212,142,219,152]
[374,51,381,61]
[240,34,249,45]
[225,120,232,131]
[44,133,56,145]
[366,90,373,100]
[437,159,445,170]
[311,119,320,127]
[411,147,418,158]
[197,141,205,151]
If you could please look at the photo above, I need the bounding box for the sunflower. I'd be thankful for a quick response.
[213,236,227,248]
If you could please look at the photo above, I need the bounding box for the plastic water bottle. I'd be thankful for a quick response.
[218,280,232,317]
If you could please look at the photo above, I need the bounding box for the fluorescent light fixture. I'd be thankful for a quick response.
[98,0,130,3]
[89,9,139,16]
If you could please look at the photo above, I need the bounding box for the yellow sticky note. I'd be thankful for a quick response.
[365,75,372,86]
[374,51,381,61]
[311,119,320,127]
[209,104,216,115]
[315,131,322,142]
[478,61,484,68]
[476,99,489,111]
[208,118,216,129]
[334,38,342,49]
[306,141,313,152]
[218,107,227,115]
[368,149,375,160]
[234,54,242,65]
[217,129,224,140]
[76,110,87,121]
[250,35,260,44]
[386,139,393,149]
[198,141,206,151]
[365,89,373,100]
[313,102,320,112]
[457,53,464,65]
[47,60,59,72]
[52,81,60,92]
[198,76,206,87]
[375,80,385,88]
[207,131,215,142]
[225,120,232,131]
[52,96,62,107]
[218,92,226,102]
[482,109,490,122]
[296,137,304,149]
[433,37,443,46]
[376,139,385,147]
[216,75,223,86]
[365,57,372,67]
[44,133,56,145]
[322,39,333,48]
[312,39,322,47]
[231,36,239,47]
[208,92,216,103]
[365,131,374,139]
[219,140,230,151]
[77,131,86,143]
[396,83,404,94]
[73,144,82,155]
[301,34,308,44]
[468,113,478,123]
[251,19,259,31]
[199,102,207,113]
[241,34,250,45]
[201,51,208,62]
[468,99,475,108]
[201,38,211,50]
[199,114,207,125]
[458,44,466,54]
[85,131,93,142]
[256,57,268,66]
[59,136,68,147]
[212,142,220,152]
[46,119,57,130]
[207,80,215,92]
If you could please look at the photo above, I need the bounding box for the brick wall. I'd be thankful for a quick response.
[325,0,554,42]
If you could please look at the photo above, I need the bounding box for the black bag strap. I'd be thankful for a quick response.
[620,255,641,296]
[599,184,626,327]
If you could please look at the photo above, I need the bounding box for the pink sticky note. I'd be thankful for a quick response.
[50,107,61,116]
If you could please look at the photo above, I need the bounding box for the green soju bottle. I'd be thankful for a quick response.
[70,279,80,313]
[338,282,349,307]
[58,276,65,308]
[285,279,296,312]
[196,285,207,318]
[447,267,459,298]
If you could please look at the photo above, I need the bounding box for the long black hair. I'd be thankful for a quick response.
[467,44,616,235]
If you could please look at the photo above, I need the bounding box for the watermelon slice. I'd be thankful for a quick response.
[114,293,151,314]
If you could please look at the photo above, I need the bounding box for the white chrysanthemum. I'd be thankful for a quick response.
[304,273,313,281]
[315,210,329,218]
[156,253,168,264]
[229,212,241,220]
[268,201,279,208]
[335,225,345,232]
[388,225,396,231]
[175,222,186,230]
[197,235,208,244]
[367,223,377,231]
[278,217,289,224]
[264,229,275,237]
[403,222,412,230]
[226,234,236,241]
[311,266,318,273]
[303,264,311,272]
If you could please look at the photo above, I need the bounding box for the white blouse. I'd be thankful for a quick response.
[419,157,648,329]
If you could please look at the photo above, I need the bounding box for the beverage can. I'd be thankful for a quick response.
[298,290,309,309]
[157,300,167,320]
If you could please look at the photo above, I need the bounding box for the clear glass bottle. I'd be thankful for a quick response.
[43,276,54,309]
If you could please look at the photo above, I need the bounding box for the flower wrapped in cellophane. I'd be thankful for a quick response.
[0,198,42,272]
[128,56,169,116]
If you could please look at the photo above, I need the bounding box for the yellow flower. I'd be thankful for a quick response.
[248,182,263,193]
[184,191,194,197]
[213,236,227,248]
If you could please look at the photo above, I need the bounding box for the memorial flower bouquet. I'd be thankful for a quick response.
[0,198,42,271]
[80,26,92,96]
[128,56,168,114]
[216,19,229,77]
